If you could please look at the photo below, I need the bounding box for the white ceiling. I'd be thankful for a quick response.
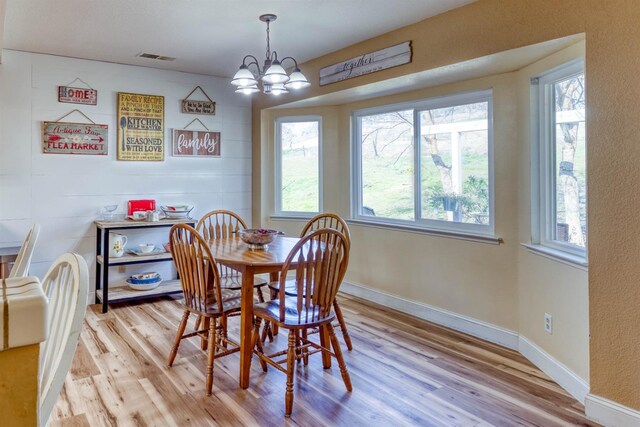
[2,0,475,77]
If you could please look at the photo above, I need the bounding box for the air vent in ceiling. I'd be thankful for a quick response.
[136,52,176,61]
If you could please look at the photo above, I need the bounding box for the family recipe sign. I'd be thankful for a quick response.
[172,129,221,157]
[117,92,165,161]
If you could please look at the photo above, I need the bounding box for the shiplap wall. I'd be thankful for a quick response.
[0,50,252,293]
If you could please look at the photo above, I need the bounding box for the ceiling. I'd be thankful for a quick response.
[1,0,475,77]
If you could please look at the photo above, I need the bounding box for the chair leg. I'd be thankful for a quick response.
[252,317,268,372]
[201,317,210,351]
[167,310,190,367]
[220,316,228,349]
[328,323,352,392]
[333,300,353,351]
[256,286,265,303]
[205,317,217,395]
[318,325,332,369]
[269,287,279,337]
[194,314,202,331]
[285,329,296,417]
[301,329,309,366]
[260,320,273,343]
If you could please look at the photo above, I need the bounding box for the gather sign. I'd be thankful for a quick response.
[171,129,221,157]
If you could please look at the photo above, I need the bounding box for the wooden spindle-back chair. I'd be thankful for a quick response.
[196,210,267,302]
[252,228,352,417]
[9,223,41,278]
[168,223,266,395]
[266,213,353,350]
[39,253,89,427]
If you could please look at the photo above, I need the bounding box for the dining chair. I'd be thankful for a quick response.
[196,210,267,303]
[39,253,89,427]
[265,213,353,350]
[9,223,41,278]
[251,228,352,417]
[168,223,266,395]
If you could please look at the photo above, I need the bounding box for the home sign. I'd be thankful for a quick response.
[58,86,98,105]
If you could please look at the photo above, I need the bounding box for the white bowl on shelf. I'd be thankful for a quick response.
[160,205,194,218]
[138,243,155,253]
[126,279,161,291]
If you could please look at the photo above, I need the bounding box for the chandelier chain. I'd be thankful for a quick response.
[265,20,271,60]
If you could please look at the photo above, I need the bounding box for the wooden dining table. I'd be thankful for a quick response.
[207,234,300,389]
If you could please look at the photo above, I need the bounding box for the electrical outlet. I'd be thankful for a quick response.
[544,313,553,334]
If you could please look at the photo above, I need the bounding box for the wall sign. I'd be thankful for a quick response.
[182,99,216,115]
[319,41,412,86]
[58,86,98,105]
[181,86,216,115]
[172,129,221,157]
[42,122,108,155]
[117,92,165,161]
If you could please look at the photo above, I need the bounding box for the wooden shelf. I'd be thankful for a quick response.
[94,217,194,229]
[97,252,173,265]
[96,279,182,303]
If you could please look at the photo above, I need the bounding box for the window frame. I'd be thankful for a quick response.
[274,115,323,217]
[351,89,495,236]
[532,59,586,258]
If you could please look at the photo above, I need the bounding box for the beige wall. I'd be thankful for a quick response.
[516,43,589,381]
[252,0,640,410]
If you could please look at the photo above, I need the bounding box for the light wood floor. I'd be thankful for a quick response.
[51,294,599,426]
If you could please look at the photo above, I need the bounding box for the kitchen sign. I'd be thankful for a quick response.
[42,122,108,155]
[58,86,98,105]
[172,129,221,157]
[319,41,412,86]
[117,92,165,161]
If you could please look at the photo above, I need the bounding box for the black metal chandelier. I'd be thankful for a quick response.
[231,14,310,96]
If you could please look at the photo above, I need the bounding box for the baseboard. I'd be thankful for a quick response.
[340,281,591,406]
[518,335,589,404]
[585,394,640,427]
[340,281,519,350]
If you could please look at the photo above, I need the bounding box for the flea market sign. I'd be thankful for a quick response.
[42,122,108,155]
[319,41,412,86]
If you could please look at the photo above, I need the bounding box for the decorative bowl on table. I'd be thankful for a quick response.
[238,229,281,250]
[160,205,194,219]
[127,272,161,291]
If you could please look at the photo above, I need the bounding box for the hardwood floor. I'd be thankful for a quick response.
[51,294,599,426]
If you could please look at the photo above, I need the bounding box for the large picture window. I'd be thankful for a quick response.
[353,90,493,235]
[275,116,322,215]
[533,61,586,257]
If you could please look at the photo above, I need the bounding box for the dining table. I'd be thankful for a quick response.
[207,234,301,389]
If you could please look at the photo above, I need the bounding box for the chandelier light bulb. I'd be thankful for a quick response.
[270,83,289,95]
[235,85,260,95]
[284,68,310,90]
[231,65,258,87]
[262,61,289,84]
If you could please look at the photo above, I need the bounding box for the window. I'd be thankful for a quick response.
[275,116,322,215]
[352,90,493,235]
[533,61,586,256]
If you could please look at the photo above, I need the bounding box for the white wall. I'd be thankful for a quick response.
[0,50,252,291]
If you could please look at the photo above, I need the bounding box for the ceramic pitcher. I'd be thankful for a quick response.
[109,233,128,257]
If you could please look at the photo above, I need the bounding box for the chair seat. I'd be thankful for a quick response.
[220,274,267,290]
[182,288,242,314]
[254,298,335,329]
[267,279,299,296]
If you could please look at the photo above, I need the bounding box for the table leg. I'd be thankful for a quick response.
[319,325,332,369]
[239,267,255,389]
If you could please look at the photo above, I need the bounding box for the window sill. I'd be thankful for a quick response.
[521,243,588,271]
[347,219,502,245]
[270,214,317,222]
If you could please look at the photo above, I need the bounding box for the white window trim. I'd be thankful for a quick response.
[351,89,495,237]
[530,60,586,260]
[274,115,323,217]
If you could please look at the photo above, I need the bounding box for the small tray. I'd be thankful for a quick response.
[127,247,167,256]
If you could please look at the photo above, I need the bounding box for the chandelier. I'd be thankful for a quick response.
[231,14,310,96]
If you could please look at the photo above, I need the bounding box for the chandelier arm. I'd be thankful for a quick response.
[242,55,263,75]
[279,56,299,69]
